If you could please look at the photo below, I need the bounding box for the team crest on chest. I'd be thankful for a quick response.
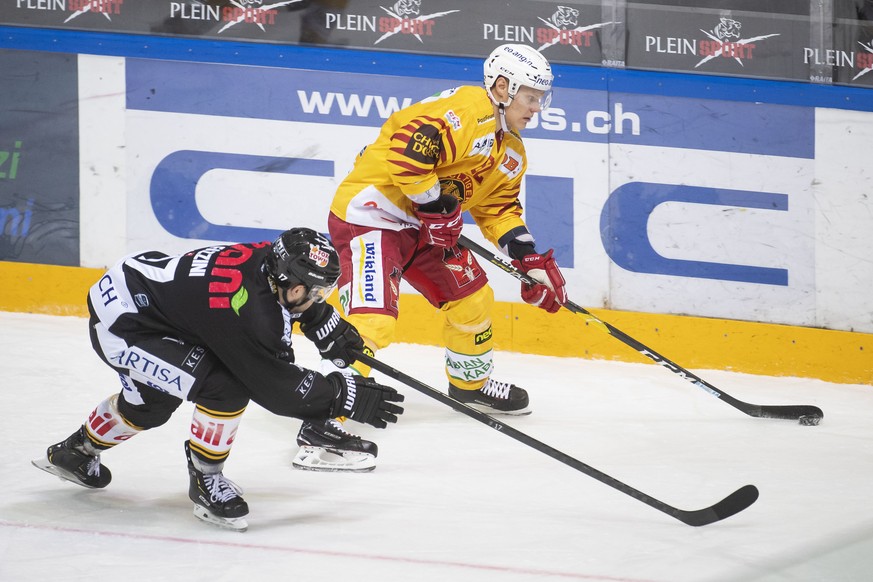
[439,174,473,203]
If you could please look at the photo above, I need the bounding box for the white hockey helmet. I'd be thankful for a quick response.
[483,44,553,110]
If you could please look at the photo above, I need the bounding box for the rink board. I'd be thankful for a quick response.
[1,30,871,385]
[1,260,868,385]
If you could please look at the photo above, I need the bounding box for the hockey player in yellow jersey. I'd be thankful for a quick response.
[292,44,568,471]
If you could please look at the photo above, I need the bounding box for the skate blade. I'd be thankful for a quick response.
[292,446,376,473]
[192,504,248,532]
[31,457,102,489]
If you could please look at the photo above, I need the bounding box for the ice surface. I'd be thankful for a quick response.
[1,311,872,582]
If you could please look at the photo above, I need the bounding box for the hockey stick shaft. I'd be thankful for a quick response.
[355,351,758,527]
[458,235,823,422]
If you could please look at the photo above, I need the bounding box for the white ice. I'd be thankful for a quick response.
[1,311,872,582]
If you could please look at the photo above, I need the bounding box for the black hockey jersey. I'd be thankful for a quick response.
[87,241,336,419]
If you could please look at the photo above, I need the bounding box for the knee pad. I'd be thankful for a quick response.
[345,314,396,377]
[443,285,494,335]
[346,312,397,351]
[442,285,495,390]
[116,379,181,430]
[116,396,174,431]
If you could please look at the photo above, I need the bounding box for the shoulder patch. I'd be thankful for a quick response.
[403,123,442,164]
[444,110,462,131]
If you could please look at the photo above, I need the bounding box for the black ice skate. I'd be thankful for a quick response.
[31,426,112,489]
[449,377,531,416]
[292,418,378,472]
[185,441,249,532]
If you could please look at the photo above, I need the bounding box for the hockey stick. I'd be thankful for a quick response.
[355,350,758,527]
[458,235,824,424]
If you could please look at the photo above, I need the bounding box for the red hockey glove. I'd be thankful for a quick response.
[512,249,567,313]
[520,282,562,313]
[415,195,462,248]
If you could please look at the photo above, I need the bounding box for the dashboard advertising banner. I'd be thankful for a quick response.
[4,1,873,87]
[0,50,79,266]
[104,56,824,329]
[2,0,607,64]
[829,21,873,87]
[625,5,809,82]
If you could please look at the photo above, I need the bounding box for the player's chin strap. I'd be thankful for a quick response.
[456,234,824,425]
[486,87,511,134]
[352,349,758,527]
[497,103,509,133]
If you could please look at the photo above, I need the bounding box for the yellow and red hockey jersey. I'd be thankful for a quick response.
[330,85,529,249]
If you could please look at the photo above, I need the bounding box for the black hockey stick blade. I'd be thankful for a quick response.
[563,307,824,423]
[458,235,824,424]
[356,350,758,527]
[673,484,759,527]
[741,403,824,422]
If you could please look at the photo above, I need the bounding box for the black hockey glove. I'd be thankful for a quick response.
[327,372,405,429]
[300,304,365,368]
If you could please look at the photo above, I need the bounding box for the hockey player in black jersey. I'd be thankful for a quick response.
[32,228,404,532]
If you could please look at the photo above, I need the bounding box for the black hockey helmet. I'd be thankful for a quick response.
[265,228,340,303]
